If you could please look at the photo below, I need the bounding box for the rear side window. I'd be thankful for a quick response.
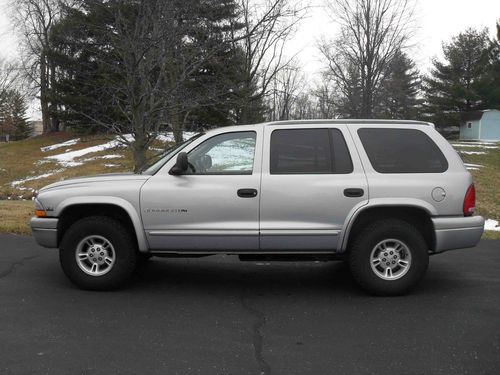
[270,128,353,174]
[358,128,448,173]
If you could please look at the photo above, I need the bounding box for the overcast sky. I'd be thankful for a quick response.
[0,0,498,119]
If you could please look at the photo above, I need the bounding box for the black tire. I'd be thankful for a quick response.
[348,219,429,296]
[59,216,137,290]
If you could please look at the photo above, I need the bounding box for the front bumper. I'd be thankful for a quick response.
[432,216,484,253]
[30,217,59,248]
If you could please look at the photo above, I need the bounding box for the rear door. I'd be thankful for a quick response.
[259,124,368,251]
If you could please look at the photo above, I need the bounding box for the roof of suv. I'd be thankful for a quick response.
[264,119,434,127]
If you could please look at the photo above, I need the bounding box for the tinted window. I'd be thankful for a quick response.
[330,128,354,174]
[270,128,353,174]
[187,131,256,175]
[358,128,448,173]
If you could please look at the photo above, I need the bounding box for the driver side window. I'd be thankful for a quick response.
[186,131,257,175]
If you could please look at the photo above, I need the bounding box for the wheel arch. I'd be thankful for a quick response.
[339,201,436,253]
[56,197,149,252]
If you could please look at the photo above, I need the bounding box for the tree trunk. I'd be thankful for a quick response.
[40,53,50,133]
[171,109,183,145]
[132,132,147,173]
[49,61,60,132]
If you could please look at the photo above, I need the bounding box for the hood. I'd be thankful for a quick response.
[39,173,151,192]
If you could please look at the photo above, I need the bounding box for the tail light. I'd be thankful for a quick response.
[463,184,476,216]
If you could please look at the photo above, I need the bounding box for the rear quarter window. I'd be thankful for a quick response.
[357,128,448,173]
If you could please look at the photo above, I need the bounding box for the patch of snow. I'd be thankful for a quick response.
[45,139,126,167]
[37,132,191,169]
[156,132,197,143]
[104,164,119,167]
[11,169,65,187]
[485,219,500,232]
[99,154,123,159]
[453,141,497,146]
[17,187,37,192]
[458,150,487,155]
[60,161,84,167]
[464,163,483,170]
[41,138,80,152]
[451,143,498,149]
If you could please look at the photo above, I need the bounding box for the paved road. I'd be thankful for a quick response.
[0,235,499,375]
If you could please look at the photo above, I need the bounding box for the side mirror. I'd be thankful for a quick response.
[170,152,189,175]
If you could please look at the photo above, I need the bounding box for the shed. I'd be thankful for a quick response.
[460,109,500,141]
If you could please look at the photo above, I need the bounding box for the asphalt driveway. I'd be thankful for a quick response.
[0,234,499,375]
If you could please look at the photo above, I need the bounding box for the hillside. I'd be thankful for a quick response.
[0,132,499,238]
[0,132,175,200]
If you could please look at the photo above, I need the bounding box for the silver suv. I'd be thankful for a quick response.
[31,120,484,295]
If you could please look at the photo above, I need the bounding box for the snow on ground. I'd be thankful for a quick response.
[45,139,126,167]
[43,132,190,168]
[41,138,80,152]
[9,132,192,191]
[156,132,197,143]
[451,143,498,149]
[464,163,483,170]
[485,219,500,232]
[11,169,65,187]
[451,141,497,146]
[458,150,487,155]
[99,154,123,159]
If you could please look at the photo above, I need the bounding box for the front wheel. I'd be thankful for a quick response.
[59,216,137,290]
[348,219,429,296]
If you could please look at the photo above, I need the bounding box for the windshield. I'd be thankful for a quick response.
[141,133,204,175]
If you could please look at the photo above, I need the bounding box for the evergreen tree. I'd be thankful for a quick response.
[50,0,245,130]
[0,90,32,139]
[475,27,500,110]
[377,50,421,119]
[49,0,246,170]
[423,28,495,128]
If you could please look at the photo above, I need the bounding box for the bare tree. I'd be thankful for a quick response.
[57,1,244,171]
[233,0,308,123]
[266,60,304,120]
[64,1,190,171]
[0,58,21,96]
[12,0,66,133]
[319,0,416,118]
[312,79,338,119]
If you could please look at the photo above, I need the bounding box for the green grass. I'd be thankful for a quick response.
[456,143,500,239]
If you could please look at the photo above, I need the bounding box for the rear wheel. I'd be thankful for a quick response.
[59,216,137,290]
[348,219,429,296]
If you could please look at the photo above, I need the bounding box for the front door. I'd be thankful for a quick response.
[141,130,262,251]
